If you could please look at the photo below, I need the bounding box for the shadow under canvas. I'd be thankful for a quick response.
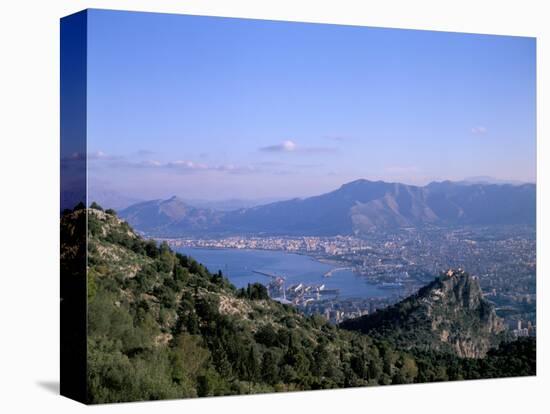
[37,381,60,395]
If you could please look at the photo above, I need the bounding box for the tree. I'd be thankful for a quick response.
[244,346,259,388]
[144,240,159,259]
[211,340,233,380]
[170,334,209,387]
[173,293,200,335]
[238,283,269,300]
[73,201,86,211]
[90,201,103,211]
[255,324,278,347]
[211,270,224,286]
[261,350,279,385]
[155,241,174,273]
[397,355,418,383]
[312,343,331,377]
[174,265,189,284]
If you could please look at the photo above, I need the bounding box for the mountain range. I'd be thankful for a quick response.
[119,179,536,236]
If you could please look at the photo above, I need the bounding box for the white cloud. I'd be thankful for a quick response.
[166,160,209,170]
[259,140,336,154]
[260,140,298,152]
[61,151,117,162]
[215,164,258,174]
[138,160,163,167]
[118,158,259,175]
[471,126,488,135]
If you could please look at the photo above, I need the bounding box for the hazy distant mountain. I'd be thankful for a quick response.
[119,196,223,235]
[460,176,531,186]
[423,180,535,227]
[89,189,143,211]
[119,179,536,236]
[219,179,535,235]
[184,197,284,212]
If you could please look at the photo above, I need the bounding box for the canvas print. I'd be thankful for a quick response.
[60,9,536,404]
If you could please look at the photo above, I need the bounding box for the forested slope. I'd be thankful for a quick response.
[60,204,535,404]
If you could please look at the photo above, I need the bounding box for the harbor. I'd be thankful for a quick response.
[252,269,341,305]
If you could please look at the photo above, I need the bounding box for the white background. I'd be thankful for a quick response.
[0,0,548,412]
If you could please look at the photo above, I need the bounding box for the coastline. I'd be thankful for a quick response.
[174,245,390,300]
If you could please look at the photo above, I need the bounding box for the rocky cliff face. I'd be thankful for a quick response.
[341,269,505,358]
[423,269,504,357]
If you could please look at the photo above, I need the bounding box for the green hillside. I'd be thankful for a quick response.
[340,269,506,358]
[60,205,535,404]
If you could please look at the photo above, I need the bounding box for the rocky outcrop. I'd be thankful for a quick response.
[340,269,505,358]
[424,269,504,357]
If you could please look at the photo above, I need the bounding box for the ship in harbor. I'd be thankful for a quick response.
[254,269,340,305]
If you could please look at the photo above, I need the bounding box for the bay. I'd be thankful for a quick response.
[176,247,387,299]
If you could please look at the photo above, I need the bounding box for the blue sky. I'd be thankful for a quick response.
[86,9,536,201]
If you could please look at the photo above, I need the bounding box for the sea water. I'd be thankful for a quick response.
[176,247,387,299]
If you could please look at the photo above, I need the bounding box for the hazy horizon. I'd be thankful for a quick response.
[84,10,536,203]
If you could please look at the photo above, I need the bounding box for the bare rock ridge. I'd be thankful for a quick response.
[340,269,505,358]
